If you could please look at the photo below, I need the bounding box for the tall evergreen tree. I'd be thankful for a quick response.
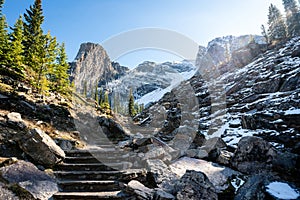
[282,0,300,37]
[0,0,10,67]
[53,42,70,94]
[9,16,25,79]
[128,89,136,117]
[94,84,99,103]
[23,0,46,91]
[268,4,287,42]
[100,91,110,112]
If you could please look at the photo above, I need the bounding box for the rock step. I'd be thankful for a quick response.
[64,156,103,163]
[54,169,147,181]
[65,149,120,157]
[64,156,137,164]
[55,163,120,171]
[53,191,131,200]
[58,180,123,192]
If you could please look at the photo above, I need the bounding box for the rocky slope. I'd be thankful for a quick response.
[69,43,129,95]
[127,36,300,199]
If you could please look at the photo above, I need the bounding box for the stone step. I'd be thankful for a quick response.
[58,180,123,192]
[64,156,102,164]
[54,169,147,181]
[55,163,119,171]
[65,149,120,157]
[64,156,137,164]
[53,191,131,200]
[55,161,135,171]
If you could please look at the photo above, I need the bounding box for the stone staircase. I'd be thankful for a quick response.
[53,144,147,200]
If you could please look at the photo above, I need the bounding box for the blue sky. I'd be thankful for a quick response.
[3,0,284,68]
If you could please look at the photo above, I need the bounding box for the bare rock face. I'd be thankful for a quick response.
[196,35,266,78]
[0,160,58,200]
[69,43,128,95]
[18,128,65,167]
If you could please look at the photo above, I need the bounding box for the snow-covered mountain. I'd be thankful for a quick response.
[106,60,197,107]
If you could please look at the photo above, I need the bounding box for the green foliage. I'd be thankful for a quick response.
[52,43,70,94]
[282,0,300,37]
[102,92,110,109]
[98,88,103,105]
[23,0,47,92]
[128,89,136,117]
[0,0,10,67]
[99,91,111,114]
[94,84,99,104]
[9,16,25,79]
[0,0,72,96]
[268,4,287,42]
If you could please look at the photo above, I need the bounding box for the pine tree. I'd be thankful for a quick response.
[23,0,46,91]
[54,43,70,94]
[261,24,270,44]
[98,88,103,105]
[9,16,25,79]
[94,84,99,104]
[268,4,287,42]
[0,0,10,67]
[128,89,136,117]
[282,0,300,37]
[101,91,110,112]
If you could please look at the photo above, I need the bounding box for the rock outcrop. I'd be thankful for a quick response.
[196,35,266,77]
[69,43,129,95]
[18,128,65,167]
[0,160,58,200]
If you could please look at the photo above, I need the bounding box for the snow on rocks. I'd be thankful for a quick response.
[266,182,300,200]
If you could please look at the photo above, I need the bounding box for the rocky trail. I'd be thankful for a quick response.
[53,141,147,200]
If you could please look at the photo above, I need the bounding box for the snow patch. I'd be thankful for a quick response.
[266,182,299,200]
[285,109,300,115]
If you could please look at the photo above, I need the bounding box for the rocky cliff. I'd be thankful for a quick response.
[69,43,129,95]
[196,35,267,78]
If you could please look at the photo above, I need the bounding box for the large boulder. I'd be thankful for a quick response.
[174,170,218,200]
[146,159,178,193]
[0,160,58,200]
[234,174,272,200]
[231,136,277,174]
[126,180,154,200]
[18,128,65,167]
[125,180,175,200]
[98,116,130,142]
[169,157,239,193]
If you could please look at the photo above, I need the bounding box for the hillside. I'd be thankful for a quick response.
[132,36,300,199]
